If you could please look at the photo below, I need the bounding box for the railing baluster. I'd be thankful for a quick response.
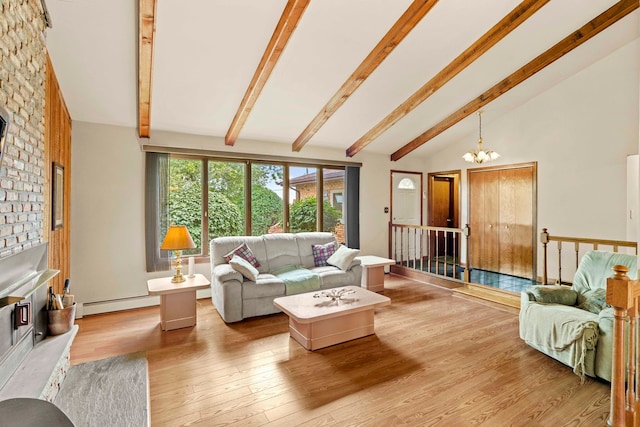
[464,224,470,283]
[444,231,449,277]
[419,228,424,272]
[414,227,418,268]
[435,230,440,275]
[427,230,433,273]
[557,241,563,285]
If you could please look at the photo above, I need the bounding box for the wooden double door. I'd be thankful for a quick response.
[468,163,536,279]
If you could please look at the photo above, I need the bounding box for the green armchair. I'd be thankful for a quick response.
[519,250,637,381]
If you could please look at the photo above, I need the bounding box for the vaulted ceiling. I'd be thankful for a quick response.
[46,0,639,161]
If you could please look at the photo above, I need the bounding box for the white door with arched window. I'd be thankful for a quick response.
[391,172,422,263]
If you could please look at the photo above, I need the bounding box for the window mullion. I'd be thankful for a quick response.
[202,158,209,256]
[283,167,290,232]
[245,160,252,235]
[317,167,323,232]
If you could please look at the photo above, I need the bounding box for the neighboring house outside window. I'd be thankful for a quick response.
[289,169,345,243]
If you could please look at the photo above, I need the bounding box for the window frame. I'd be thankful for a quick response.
[164,155,350,260]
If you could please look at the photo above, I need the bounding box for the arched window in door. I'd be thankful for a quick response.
[398,178,415,190]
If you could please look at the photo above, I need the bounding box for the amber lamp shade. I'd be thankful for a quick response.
[160,225,196,283]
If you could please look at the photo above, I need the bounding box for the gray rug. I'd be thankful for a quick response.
[54,352,149,427]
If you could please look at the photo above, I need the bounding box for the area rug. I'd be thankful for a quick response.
[54,352,149,427]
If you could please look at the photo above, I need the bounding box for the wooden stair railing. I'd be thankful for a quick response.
[607,265,640,427]
[541,228,637,285]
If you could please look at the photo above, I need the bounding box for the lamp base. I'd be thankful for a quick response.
[171,273,186,283]
[172,251,186,283]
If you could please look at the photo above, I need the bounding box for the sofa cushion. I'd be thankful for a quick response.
[527,285,578,306]
[229,255,259,281]
[312,241,337,267]
[243,274,285,299]
[327,245,360,271]
[224,242,261,268]
[312,266,358,289]
[263,233,301,270]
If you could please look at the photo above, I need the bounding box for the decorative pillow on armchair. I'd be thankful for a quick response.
[224,242,260,268]
[576,288,607,314]
[527,285,578,306]
[312,242,337,267]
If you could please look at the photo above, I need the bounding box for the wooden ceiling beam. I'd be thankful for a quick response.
[138,0,157,139]
[225,0,310,146]
[391,0,639,161]
[292,0,439,152]
[346,0,550,158]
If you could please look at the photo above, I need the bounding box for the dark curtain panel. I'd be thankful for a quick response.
[344,166,360,249]
[145,152,170,272]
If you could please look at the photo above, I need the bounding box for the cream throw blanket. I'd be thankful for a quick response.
[520,303,599,381]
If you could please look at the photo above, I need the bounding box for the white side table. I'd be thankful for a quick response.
[147,273,210,331]
[355,256,396,292]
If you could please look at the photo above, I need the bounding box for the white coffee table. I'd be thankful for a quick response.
[355,255,396,292]
[273,286,390,351]
[147,273,210,331]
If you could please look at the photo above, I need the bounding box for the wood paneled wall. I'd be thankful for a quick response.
[45,54,72,294]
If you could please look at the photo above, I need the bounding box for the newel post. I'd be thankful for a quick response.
[606,265,633,427]
[540,228,549,285]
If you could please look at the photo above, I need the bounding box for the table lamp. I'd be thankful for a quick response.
[160,225,196,283]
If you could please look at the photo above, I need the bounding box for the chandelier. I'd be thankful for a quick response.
[462,110,500,164]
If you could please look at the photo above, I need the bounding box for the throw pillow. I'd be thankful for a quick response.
[577,288,607,314]
[312,241,337,267]
[327,245,360,271]
[229,255,259,282]
[224,242,260,268]
[527,285,578,306]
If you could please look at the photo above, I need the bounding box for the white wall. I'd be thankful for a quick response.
[422,39,640,278]
[70,124,422,314]
[71,39,639,313]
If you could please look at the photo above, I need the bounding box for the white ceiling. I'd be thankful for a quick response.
[45,0,639,159]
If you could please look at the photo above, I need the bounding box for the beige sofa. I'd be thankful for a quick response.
[210,232,362,323]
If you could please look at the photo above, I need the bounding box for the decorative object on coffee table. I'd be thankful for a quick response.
[160,225,196,283]
[355,255,396,292]
[313,288,356,302]
[274,286,390,350]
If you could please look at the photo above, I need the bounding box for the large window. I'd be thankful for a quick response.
[147,154,357,268]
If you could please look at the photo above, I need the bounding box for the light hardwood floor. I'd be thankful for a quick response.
[70,275,611,426]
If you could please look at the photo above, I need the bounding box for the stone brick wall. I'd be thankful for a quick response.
[0,0,47,257]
